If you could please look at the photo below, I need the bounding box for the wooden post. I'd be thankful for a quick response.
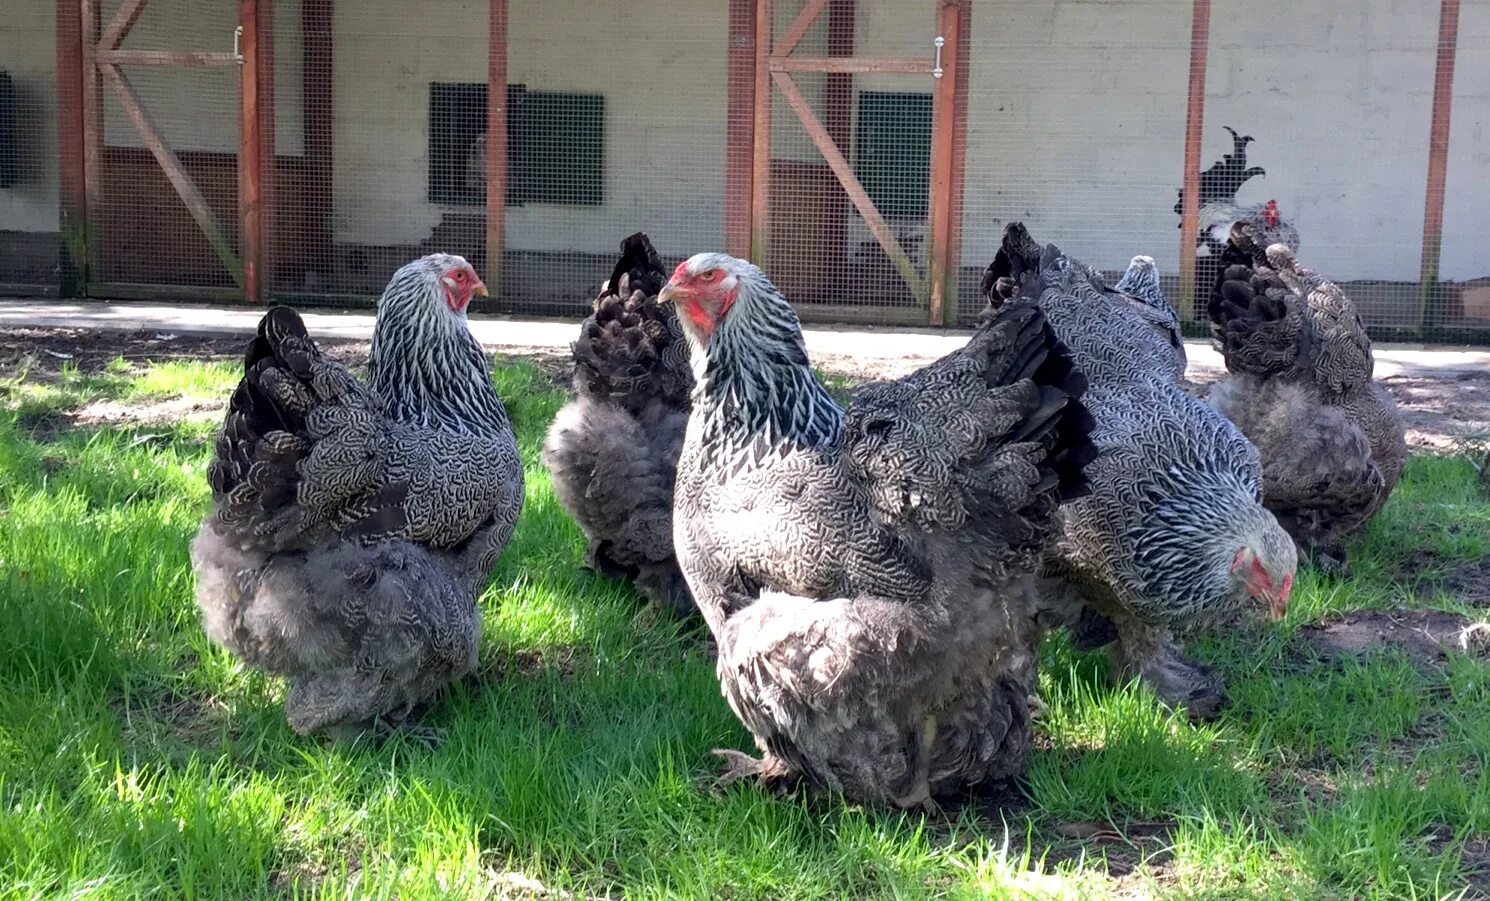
[822,0,853,291]
[749,0,772,264]
[725,0,756,259]
[302,0,333,284]
[1418,0,1460,331]
[486,0,508,297]
[239,0,273,303]
[80,0,103,291]
[57,0,88,296]
[944,0,971,325]
[774,71,924,301]
[1177,0,1211,323]
[927,0,964,327]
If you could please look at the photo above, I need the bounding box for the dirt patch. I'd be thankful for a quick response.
[1427,827,1490,898]
[1298,609,1490,670]
[68,395,226,429]
[1382,369,1490,454]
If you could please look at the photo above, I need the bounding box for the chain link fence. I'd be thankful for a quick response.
[2,0,1487,338]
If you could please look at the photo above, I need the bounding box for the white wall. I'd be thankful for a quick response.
[3,0,1487,288]
[0,0,304,236]
[0,1,59,234]
[331,0,728,255]
[1443,0,1490,282]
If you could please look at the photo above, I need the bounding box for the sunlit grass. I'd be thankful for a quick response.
[0,355,1485,898]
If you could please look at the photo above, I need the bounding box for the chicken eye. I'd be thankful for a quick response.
[702,270,721,282]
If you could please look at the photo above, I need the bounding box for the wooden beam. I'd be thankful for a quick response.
[302,0,334,281]
[773,0,829,60]
[944,0,972,324]
[97,0,150,52]
[94,49,242,66]
[99,62,244,288]
[822,0,853,289]
[1418,0,1460,331]
[927,0,964,327]
[1176,0,1212,322]
[725,0,757,258]
[749,0,772,263]
[57,0,88,295]
[486,0,508,296]
[81,0,103,290]
[772,70,925,302]
[239,0,273,303]
[769,56,933,74]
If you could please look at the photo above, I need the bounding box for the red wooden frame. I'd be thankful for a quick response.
[1419,0,1461,328]
[302,0,334,284]
[725,0,757,258]
[1176,0,1212,321]
[733,0,964,318]
[486,0,508,295]
[74,0,259,295]
[239,0,274,303]
[56,0,87,294]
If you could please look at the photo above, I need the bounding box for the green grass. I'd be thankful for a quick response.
[1,355,1487,899]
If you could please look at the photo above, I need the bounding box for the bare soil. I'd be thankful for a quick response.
[1298,609,1490,670]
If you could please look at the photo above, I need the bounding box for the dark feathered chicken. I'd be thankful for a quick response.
[664,252,1095,807]
[542,232,695,614]
[1206,225,1406,574]
[986,224,1296,721]
[191,254,525,735]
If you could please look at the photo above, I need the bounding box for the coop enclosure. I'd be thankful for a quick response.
[1,0,1487,336]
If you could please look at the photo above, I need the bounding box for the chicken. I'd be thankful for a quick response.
[1112,255,1187,383]
[984,223,1296,720]
[191,254,525,736]
[663,252,1096,807]
[542,232,695,614]
[1206,225,1406,574]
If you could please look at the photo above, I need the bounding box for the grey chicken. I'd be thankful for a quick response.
[1207,225,1406,574]
[985,223,1296,721]
[542,232,695,615]
[664,252,1096,807]
[1112,255,1187,383]
[191,254,525,736]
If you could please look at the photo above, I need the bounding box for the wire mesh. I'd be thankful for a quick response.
[93,0,243,291]
[0,0,1487,339]
[0,4,61,291]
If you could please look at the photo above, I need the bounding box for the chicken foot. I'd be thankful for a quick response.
[890,715,940,812]
[711,748,795,794]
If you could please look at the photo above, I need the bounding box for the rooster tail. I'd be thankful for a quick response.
[974,301,1098,504]
[572,232,690,414]
[602,231,667,303]
[207,305,322,519]
[979,222,1045,313]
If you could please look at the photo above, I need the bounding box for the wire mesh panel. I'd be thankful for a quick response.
[759,0,942,324]
[0,4,60,292]
[955,0,1490,336]
[281,0,729,316]
[92,0,243,291]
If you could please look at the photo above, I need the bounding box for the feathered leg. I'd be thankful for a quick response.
[1107,615,1226,721]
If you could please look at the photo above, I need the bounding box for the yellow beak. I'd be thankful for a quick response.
[473,281,489,298]
[657,283,677,305]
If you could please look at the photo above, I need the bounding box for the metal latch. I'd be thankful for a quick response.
[233,26,245,65]
[933,36,945,78]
